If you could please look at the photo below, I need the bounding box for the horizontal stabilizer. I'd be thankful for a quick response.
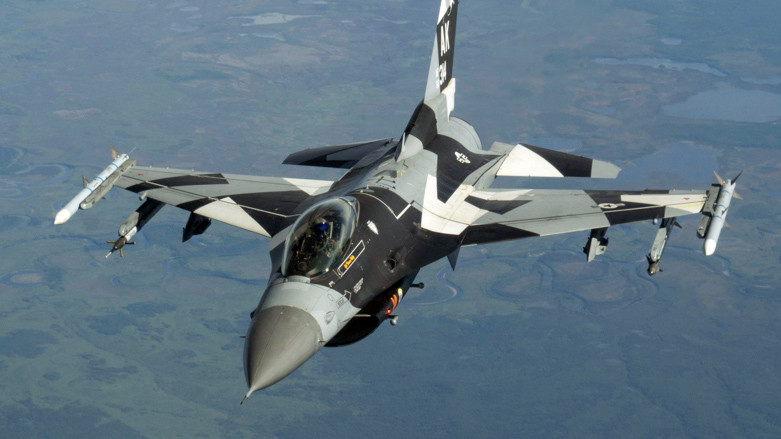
[490,142,621,178]
[283,138,394,169]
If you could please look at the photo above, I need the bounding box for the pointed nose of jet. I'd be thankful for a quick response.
[243,306,323,396]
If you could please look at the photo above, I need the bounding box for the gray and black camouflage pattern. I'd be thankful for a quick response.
[86,0,715,395]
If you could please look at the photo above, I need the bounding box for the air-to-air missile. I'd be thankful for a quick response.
[646,217,681,275]
[644,171,741,274]
[106,198,165,258]
[701,172,741,256]
[54,146,135,225]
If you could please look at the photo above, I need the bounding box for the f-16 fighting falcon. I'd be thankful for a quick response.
[55,0,739,402]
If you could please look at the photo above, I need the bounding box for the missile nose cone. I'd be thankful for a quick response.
[242,306,323,397]
[647,261,660,276]
[54,209,72,225]
[704,239,717,256]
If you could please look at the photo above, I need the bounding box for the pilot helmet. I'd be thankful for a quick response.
[313,217,328,232]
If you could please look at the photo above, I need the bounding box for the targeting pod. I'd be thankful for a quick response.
[702,173,741,256]
[54,146,135,224]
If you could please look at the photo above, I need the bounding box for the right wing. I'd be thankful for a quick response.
[116,166,333,237]
[282,138,394,169]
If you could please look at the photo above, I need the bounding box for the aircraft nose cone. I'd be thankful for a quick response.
[243,306,323,396]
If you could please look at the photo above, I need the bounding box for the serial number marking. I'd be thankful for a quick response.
[437,60,448,88]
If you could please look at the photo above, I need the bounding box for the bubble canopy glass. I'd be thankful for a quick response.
[282,197,358,278]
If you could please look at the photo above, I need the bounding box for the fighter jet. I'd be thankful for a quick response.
[55,0,738,401]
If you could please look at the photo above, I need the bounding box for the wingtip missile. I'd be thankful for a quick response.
[54,194,85,224]
[731,171,743,199]
[54,208,72,225]
[713,170,724,185]
[54,146,135,225]
[703,239,717,256]
[713,170,742,200]
[702,173,739,256]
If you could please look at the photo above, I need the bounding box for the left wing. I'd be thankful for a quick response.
[420,186,706,245]
[461,188,706,245]
[116,166,333,237]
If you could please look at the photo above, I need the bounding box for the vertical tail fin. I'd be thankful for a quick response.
[424,0,458,101]
[397,0,459,163]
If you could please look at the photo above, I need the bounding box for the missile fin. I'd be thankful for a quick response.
[713,170,742,199]
[731,171,743,199]
[82,176,89,188]
[110,144,120,159]
[713,170,725,185]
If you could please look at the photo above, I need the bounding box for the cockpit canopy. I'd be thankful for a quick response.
[281,197,358,278]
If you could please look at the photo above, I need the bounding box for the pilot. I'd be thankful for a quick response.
[312,217,336,256]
